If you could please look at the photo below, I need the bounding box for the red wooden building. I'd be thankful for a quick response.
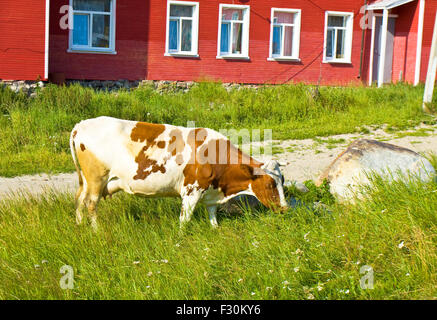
[0,0,436,86]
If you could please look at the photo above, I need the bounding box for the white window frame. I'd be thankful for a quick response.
[216,4,250,60]
[268,8,301,61]
[323,11,354,64]
[68,0,117,54]
[165,0,200,57]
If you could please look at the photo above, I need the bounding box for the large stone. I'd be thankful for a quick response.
[316,139,436,201]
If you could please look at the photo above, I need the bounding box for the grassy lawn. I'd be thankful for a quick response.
[0,176,435,299]
[0,82,435,177]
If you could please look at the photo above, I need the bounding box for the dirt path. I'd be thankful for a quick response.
[1,124,436,200]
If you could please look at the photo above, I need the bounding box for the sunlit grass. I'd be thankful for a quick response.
[0,175,435,300]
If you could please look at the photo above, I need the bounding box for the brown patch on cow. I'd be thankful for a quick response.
[133,146,167,180]
[72,130,77,138]
[80,143,86,151]
[130,122,166,145]
[129,122,169,180]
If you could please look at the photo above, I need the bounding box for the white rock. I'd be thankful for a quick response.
[316,139,436,201]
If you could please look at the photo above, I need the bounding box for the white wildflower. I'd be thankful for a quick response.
[398,241,405,249]
[133,261,141,265]
[294,267,300,273]
[307,293,315,300]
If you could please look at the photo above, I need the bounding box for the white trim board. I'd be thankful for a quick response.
[45,0,50,80]
[366,0,415,10]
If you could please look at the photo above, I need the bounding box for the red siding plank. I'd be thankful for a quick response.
[0,0,47,80]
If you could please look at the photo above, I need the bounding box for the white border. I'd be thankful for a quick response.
[268,8,301,61]
[68,0,117,54]
[216,4,250,60]
[414,0,425,85]
[323,11,354,64]
[45,0,50,79]
[165,0,200,57]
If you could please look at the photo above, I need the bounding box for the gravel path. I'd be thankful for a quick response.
[1,124,436,200]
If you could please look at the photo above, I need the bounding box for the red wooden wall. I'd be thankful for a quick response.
[49,0,368,84]
[0,0,47,80]
[49,0,149,80]
[146,0,367,85]
[5,0,431,85]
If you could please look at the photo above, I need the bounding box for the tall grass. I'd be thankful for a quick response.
[0,82,434,177]
[0,175,435,300]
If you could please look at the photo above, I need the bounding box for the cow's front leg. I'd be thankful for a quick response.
[180,191,203,228]
[207,205,218,228]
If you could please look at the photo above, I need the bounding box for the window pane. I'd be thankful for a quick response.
[274,11,294,24]
[73,14,89,46]
[220,23,230,54]
[336,29,345,58]
[328,15,345,27]
[73,0,111,12]
[181,19,192,51]
[272,26,281,55]
[283,26,293,56]
[170,5,193,17]
[326,29,334,58]
[232,22,242,54]
[222,8,243,21]
[169,19,179,51]
[92,14,110,48]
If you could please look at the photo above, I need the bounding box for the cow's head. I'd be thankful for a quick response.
[251,160,289,212]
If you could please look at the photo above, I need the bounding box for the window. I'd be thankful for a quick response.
[69,0,116,53]
[269,8,301,61]
[165,1,199,57]
[323,11,353,63]
[217,4,250,59]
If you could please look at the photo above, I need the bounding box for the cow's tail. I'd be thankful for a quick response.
[70,125,83,188]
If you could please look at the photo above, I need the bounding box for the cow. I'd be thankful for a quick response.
[70,116,288,230]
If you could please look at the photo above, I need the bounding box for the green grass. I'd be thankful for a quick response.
[0,82,434,177]
[0,175,435,300]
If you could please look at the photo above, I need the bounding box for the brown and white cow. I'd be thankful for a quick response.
[70,116,288,229]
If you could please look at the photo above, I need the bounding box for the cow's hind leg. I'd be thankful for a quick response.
[76,147,109,231]
[75,182,85,225]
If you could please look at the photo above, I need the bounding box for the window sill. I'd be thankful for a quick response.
[164,53,199,58]
[216,55,250,60]
[268,57,301,62]
[67,49,117,55]
[323,59,352,64]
